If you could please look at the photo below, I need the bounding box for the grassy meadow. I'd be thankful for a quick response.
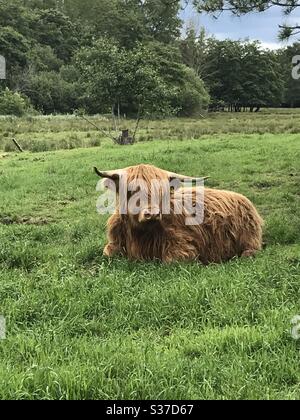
[0,111,300,400]
[1,108,300,153]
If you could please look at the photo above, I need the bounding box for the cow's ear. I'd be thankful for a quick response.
[100,177,116,191]
[94,167,122,180]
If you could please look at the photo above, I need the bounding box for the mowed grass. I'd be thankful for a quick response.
[0,116,300,399]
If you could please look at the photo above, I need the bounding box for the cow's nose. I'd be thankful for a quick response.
[143,208,161,221]
[152,208,161,219]
[143,210,152,220]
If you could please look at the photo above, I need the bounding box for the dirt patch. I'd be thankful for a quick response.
[0,215,53,226]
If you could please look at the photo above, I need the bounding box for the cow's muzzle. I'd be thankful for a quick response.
[139,208,162,223]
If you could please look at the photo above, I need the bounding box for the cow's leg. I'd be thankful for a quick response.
[103,242,121,257]
[241,249,258,258]
[103,214,125,258]
[239,235,262,259]
[162,240,199,263]
[162,253,176,264]
[239,222,263,259]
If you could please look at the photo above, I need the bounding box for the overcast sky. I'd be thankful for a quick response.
[180,4,298,49]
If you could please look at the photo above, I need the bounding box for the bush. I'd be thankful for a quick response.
[177,67,210,117]
[24,71,81,114]
[0,88,29,116]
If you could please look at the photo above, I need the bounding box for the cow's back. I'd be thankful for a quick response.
[168,187,263,264]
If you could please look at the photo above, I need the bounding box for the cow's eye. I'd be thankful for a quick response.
[128,188,140,199]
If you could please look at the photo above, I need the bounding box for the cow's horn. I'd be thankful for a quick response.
[166,170,209,182]
[94,167,122,180]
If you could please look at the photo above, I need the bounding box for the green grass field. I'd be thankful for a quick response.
[0,112,300,400]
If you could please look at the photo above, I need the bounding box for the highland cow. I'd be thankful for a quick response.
[94,164,263,264]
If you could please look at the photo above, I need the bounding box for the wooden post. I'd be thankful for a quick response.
[116,129,134,145]
[12,138,23,152]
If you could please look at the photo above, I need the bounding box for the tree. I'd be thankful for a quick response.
[180,25,208,78]
[75,38,209,117]
[0,0,294,116]
[203,39,283,111]
[192,0,300,39]
[131,41,210,116]
[0,1,36,39]
[176,66,210,116]
[75,38,127,115]
[278,43,300,107]
[142,0,182,43]
[0,27,29,87]
[27,45,64,72]
[75,39,177,116]
[63,0,181,47]
[20,70,81,114]
[241,43,283,110]
[180,24,220,84]
[124,42,183,117]
[33,9,79,61]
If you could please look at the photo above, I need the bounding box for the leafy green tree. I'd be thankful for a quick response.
[0,0,293,116]
[33,9,79,61]
[180,25,209,78]
[63,0,181,47]
[21,71,81,113]
[176,66,210,116]
[278,43,300,107]
[203,39,283,111]
[27,44,64,72]
[124,43,182,117]
[75,38,174,116]
[75,38,209,117]
[0,27,29,77]
[240,42,283,110]
[75,38,126,114]
[142,0,182,43]
[0,1,36,39]
[131,41,209,116]
[0,0,81,94]
[204,39,244,110]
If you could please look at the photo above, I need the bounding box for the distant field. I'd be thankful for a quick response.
[1,108,300,153]
[0,113,300,399]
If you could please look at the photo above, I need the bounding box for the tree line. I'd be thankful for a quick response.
[0,0,299,117]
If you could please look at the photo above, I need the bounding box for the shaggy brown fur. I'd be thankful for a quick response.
[96,164,264,264]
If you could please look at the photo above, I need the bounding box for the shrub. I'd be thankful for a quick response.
[0,88,29,116]
[177,67,210,117]
[24,71,81,114]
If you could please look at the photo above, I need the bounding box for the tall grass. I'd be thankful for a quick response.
[1,109,300,153]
